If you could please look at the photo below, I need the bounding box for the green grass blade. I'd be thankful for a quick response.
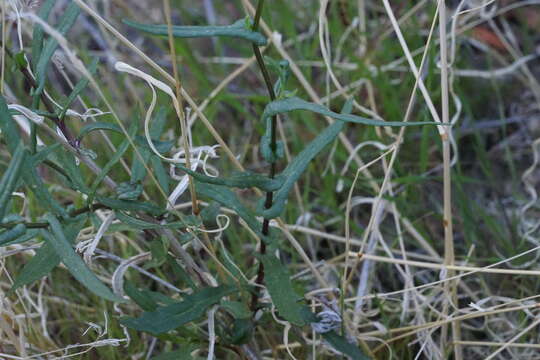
[123,18,267,46]
[44,214,124,302]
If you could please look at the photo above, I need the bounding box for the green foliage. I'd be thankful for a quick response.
[260,254,311,326]
[322,331,370,360]
[123,18,267,46]
[0,144,27,220]
[34,2,81,96]
[43,214,124,302]
[121,285,236,334]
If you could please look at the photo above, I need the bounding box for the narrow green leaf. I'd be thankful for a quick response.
[176,164,284,192]
[44,214,124,302]
[130,147,151,183]
[149,155,170,194]
[31,0,56,72]
[0,228,39,247]
[22,156,68,217]
[115,211,193,230]
[260,96,441,162]
[59,58,99,119]
[151,346,201,360]
[167,255,196,290]
[116,182,143,200]
[0,224,27,246]
[261,254,307,326]
[123,18,267,46]
[121,285,236,334]
[124,281,159,311]
[11,220,85,291]
[96,197,165,217]
[258,100,353,219]
[0,144,27,220]
[88,121,137,201]
[194,181,264,240]
[321,331,370,360]
[34,2,81,96]
[77,122,123,140]
[0,96,21,154]
[11,241,60,291]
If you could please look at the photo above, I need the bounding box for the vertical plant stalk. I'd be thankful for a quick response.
[1,1,5,94]
[162,0,199,215]
[162,0,228,283]
[438,1,460,358]
[250,0,278,311]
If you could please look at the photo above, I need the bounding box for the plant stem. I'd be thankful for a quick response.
[250,0,278,312]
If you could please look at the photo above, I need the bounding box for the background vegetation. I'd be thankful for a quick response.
[1,0,540,359]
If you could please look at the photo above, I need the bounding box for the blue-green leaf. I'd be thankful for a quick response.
[0,144,27,220]
[11,241,59,291]
[322,331,370,360]
[123,18,267,46]
[0,224,27,246]
[59,58,99,119]
[0,96,21,154]
[258,100,353,219]
[44,214,124,302]
[11,220,85,291]
[261,254,308,326]
[96,197,164,217]
[116,182,143,200]
[194,181,264,240]
[121,285,236,334]
[149,155,170,194]
[77,122,123,140]
[31,0,56,73]
[34,2,81,96]
[176,164,284,192]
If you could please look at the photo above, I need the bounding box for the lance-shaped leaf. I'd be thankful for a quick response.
[11,220,84,291]
[261,254,313,326]
[59,58,99,119]
[321,331,370,360]
[0,144,26,220]
[176,164,285,192]
[258,100,353,219]
[121,285,236,334]
[77,122,123,140]
[123,18,267,46]
[34,2,81,96]
[0,224,27,246]
[194,181,265,241]
[115,211,198,230]
[44,214,124,302]
[96,197,165,217]
[0,96,21,154]
[260,96,441,163]
[31,0,56,72]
